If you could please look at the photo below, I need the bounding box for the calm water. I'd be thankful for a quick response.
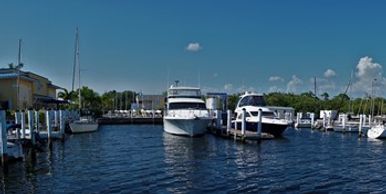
[1,125,386,193]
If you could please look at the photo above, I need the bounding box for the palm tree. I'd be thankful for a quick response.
[58,89,77,102]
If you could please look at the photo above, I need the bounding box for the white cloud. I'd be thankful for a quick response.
[185,42,202,52]
[352,56,385,95]
[286,75,303,93]
[324,69,336,78]
[269,76,284,82]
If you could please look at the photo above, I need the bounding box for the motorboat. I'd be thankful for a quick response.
[163,84,211,137]
[367,124,386,139]
[232,92,290,137]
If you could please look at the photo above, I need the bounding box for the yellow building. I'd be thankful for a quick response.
[0,67,62,110]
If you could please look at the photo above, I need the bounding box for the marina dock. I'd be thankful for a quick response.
[97,117,163,125]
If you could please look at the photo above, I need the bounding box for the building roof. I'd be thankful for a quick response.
[0,72,35,81]
[0,67,62,88]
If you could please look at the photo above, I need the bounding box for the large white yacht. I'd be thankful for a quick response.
[163,84,211,137]
[233,92,290,137]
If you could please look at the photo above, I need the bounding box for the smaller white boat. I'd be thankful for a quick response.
[69,117,98,133]
[367,124,386,139]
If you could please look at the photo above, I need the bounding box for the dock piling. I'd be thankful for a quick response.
[54,110,59,128]
[46,111,52,140]
[59,110,65,139]
[15,111,21,139]
[257,108,262,138]
[27,110,35,145]
[226,110,231,134]
[359,114,363,136]
[0,110,8,168]
[21,110,26,138]
[310,113,315,128]
[241,108,246,137]
[35,111,40,133]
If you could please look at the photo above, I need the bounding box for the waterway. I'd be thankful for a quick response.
[1,125,386,193]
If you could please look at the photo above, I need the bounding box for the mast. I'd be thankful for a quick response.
[72,27,79,92]
[73,27,81,111]
[313,76,317,96]
[16,39,22,110]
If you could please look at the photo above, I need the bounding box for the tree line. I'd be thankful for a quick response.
[228,91,386,117]
[59,86,386,117]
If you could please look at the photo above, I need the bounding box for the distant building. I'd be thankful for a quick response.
[140,95,165,110]
[0,67,63,110]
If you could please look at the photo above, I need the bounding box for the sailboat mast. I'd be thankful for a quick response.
[16,39,22,110]
[72,27,79,92]
[73,27,81,111]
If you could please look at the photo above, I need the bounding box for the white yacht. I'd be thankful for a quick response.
[163,85,211,137]
[233,92,290,137]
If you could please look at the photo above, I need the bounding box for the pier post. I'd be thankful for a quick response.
[0,110,8,168]
[59,110,65,139]
[322,113,326,129]
[368,115,372,128]
[296,112,300,128]
[342,114,346,130]
[35,111,40,133]
[226,110,231,134]
[27,110,35,145]
[216,110,222,129]
[241,108,246,136]
[257,108,262,138]
[310,113,315,128]
[46,111,52,140]
[359,114,363,136]
[54,110,59,128]
[21,110,26,138]
[15,111,21,139]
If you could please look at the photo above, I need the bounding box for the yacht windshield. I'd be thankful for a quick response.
[169,102,206,110]
[250,111,275,118]
[239,96,266,107]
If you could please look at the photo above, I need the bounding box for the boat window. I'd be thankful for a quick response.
[238,96,266,107]
[250,111,275,118]
[169,102,206,110]
[168,89,200,97]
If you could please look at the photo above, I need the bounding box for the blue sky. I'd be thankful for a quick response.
[1,1,386,97]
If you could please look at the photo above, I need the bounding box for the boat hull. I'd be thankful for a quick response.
[367,125,386,139]
[234,121,288,137]
[69,122,99,133]
[163,117,211,137]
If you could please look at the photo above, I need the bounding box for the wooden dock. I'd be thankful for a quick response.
[97,117,163,125]
[208,126,274,142]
